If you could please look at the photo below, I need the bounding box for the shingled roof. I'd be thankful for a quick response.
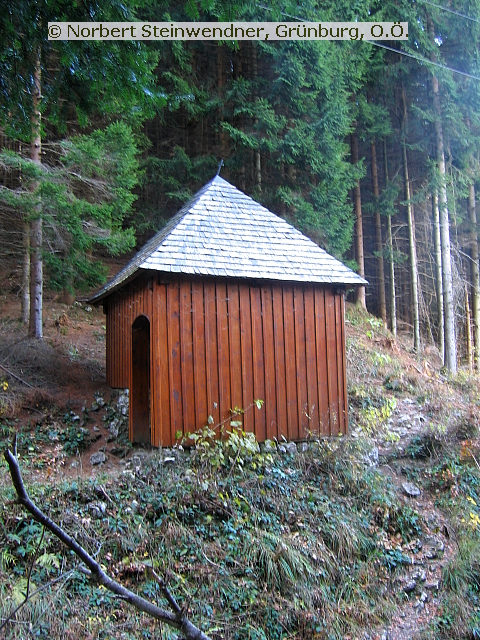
[89,175,366,303]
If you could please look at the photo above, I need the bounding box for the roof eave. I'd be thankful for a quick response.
[87,271,142,305]
[88,267,367,305]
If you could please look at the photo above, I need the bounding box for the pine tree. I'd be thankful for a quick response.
[351,126,367,308]
[0,122,139,295]
[135,0,374,268]
[0,0,158,336]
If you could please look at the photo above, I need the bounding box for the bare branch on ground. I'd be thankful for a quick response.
[3,444,212,640]
[0,363,34,388]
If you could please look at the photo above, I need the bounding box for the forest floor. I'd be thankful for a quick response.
[0,282,480,639]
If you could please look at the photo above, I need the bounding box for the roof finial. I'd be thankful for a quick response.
[216,159,224,177]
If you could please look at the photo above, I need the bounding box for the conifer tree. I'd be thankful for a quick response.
[0,0,158,337]
[0,122,140,295]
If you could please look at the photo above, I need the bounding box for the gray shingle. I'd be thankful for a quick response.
[89,176,366,302]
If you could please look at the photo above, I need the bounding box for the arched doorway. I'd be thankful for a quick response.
[131,315,150,443]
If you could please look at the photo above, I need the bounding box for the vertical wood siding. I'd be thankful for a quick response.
[105,274,348,446]
[152,282,170,445]
[104,274,154,441]
[192,281,208,431]
[314,289,329,432]
[105,274,153,390]
[204,281,220,427]
[283,286,297,440]
[167,280,182,441]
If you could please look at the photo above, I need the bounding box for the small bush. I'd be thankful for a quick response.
[406,433,444,459]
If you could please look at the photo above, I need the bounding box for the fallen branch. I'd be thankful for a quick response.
[3,445,212,640]
[409,363,424,375]
[472,453,480,473]
[0,363,34,388]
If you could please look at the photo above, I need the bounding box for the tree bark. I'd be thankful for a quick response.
[29,52,42,339]
[21,219,30,325]
[429,19,457,373]
[350,129,366,309]
[468,182,480,369]
[466,282,473,371]
[432,192,445,364]
[383,138,396,336]
[371,140,386,324]
[255,148,261,191]
[402,89,420,352]
[433,81,456,373]
[217,45,228,165]
[252,43,261,191]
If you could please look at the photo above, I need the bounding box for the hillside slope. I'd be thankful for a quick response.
[0,290,479,639]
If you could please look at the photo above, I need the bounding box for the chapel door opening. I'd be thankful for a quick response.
[131,315,150,444]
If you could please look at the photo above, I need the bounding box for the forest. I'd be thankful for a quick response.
[1,0,479,374]
[2,1,480,639]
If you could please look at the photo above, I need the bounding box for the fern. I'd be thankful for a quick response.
[37,552,60,571]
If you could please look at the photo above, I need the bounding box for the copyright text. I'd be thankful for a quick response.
[48,21,408,41]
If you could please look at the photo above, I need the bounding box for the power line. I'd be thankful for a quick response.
[417,0,480,24]
[257,3,480,81]
[370,42,480,80]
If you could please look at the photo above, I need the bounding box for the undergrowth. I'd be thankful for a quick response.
[412,432,480,639]
[0,435,423,639]
[1,305,480,638]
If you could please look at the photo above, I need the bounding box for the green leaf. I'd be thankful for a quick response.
[37,552,60,570]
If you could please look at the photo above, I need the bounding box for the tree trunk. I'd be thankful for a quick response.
[429,19,457,373]
[350,129,366,309]
[21,220,30,325]
[255,149,261,191]
[383,138,396,336]
[402,89,420,352]
[433,82,456,373]
[279,162,286,215]
[432,192,445,364]
[468,182,480,369]
[217,45,228,165]
[466,282,473,371]
[233,45,246,189]
[252,43,261,191]
[402,271,410,328]
[371,140,387,323]
[29,52,42,339]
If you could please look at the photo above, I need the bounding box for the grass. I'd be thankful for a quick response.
[412,433,480,639]
[0,435,421,639]
[1,304,480,638]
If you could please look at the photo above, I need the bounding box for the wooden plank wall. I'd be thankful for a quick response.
[104,274,154,441]
[105,274,348,446]
[105,274,154,389]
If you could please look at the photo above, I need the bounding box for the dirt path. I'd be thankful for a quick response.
[365,398,459,640]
